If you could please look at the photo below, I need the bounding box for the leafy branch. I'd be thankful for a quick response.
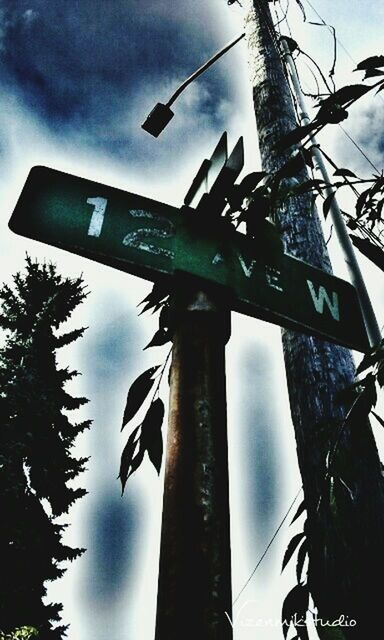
[118,282,173,494]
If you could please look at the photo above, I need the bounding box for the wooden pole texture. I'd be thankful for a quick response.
[245,1,384,635]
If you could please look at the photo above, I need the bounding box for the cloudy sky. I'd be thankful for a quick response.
[1,1,383,639]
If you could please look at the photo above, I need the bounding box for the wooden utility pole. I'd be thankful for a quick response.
[280,37,381,347]
[245,0,384,634]
[155,286,232,640]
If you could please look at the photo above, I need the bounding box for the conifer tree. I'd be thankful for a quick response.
[0,256,91,639]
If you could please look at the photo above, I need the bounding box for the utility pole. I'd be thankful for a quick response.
[244,0,384,634]
[280,37,381,347]
[155,286,232,640]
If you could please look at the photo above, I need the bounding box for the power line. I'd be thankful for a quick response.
[337,124,381,174]
[301,0,357,67]
[289,44,382,173]
[232,487,302,606]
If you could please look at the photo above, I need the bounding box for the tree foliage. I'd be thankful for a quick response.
[0,256,90,639]
[0,628,39,640]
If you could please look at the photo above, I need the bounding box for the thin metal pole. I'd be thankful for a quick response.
[281,38,381,347]
[154,286,232,640]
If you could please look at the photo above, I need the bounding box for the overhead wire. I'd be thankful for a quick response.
[278,0,294,38]
[337,124,381,175]
[274,0,290,28]
[283,3,382,175]
[297,48,334,94]
[301,0,384,105]
[301,0,357,66]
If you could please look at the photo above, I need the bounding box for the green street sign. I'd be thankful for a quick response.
[9,166,369,352]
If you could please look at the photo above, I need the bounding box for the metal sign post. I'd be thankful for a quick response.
[155,287,232,640]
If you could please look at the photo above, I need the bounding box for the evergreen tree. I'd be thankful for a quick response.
[0,256,91,639]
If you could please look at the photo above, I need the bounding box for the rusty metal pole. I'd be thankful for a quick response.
[154,286,232,640]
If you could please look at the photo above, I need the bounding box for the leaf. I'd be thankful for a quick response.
[377,364,384,387]
[333,168,358,179]
[282,583,309,639]
[364,68,384,79]
[355,187,371,218]
[301,147,314,169]
[346,218,358,230]
[227,173,268,214]
[144,328,171,350]
[121,366,160,430]
[226,184,245,212]
[141,398,165,474]
[316,103,349,125]
[372,411,384,428]
[239,171,268,194]
[350,235,384,272]
[322,191,336,219]
[292,179,326,196]
[146,424,163,474]
[318,84,370,107]
[291,500,306,525]
[127,449,145,479]
[370,175,384,197]
[355,55,384,71]
[118,425,141,495]
[282,532,306,572]
[139,281,169,306]
[362,373,377,409]
[242,191,271,227]
[276,124,315,151]
[356,347,382,375]
[296,540,308,583]
[276,153,306,181]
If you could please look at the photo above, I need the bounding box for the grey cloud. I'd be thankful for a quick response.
[335,101,384,175]
[241,345,281,552]
[0,1,234,166]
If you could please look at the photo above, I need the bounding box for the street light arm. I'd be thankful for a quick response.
[141,32,245,136]
[166,32,245,107]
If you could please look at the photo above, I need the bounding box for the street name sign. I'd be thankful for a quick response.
[9,166,369,352]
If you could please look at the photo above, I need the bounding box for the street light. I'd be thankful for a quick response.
[141,32,245,137]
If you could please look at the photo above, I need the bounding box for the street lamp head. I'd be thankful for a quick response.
[141,103,174,137]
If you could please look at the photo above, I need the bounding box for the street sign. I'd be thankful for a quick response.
[9,166,369,352]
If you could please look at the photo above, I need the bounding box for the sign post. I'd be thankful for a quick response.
[155,287,232,640]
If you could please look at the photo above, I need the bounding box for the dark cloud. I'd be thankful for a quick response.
[241,345,281,551]
[333,101,384,175]
[0,1,234,163]
[87,491,138,601]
